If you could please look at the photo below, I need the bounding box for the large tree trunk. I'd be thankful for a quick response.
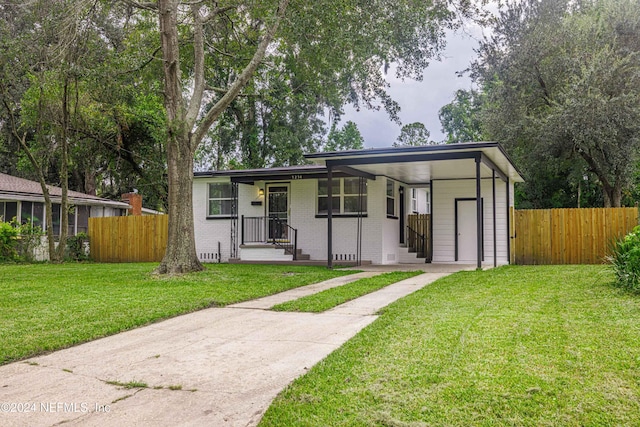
[155,0,202,274]
[155,0,288,274]
[156,134,202,274]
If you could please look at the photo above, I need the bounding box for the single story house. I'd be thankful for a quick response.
[193,142,524,268]
[0,172,131,236]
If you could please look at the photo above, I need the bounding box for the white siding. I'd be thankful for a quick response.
[288,177,387,264]
[432,178,510,265]
[193,176,393,264]
[193,177,232,262]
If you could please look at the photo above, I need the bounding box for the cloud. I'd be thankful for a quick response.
[342,28,482,147]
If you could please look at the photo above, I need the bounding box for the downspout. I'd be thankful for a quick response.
[475,156,482,270]
[327,165,333,269]
[492,169,497,268]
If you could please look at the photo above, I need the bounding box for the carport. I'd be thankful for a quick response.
[304,142,525,269]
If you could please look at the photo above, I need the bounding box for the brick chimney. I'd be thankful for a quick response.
[121,192,143,216]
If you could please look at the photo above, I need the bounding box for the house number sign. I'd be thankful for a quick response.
[291,175,303,180]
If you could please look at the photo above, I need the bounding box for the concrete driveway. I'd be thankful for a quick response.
[0,267,464,427]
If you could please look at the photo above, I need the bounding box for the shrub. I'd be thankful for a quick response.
[0,221,18,261]
[14,219,44,262]
[66,232,90,261]
[608,225,640,292]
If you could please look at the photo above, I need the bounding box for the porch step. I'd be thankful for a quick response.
[238,244,310,261]
[229,259,372,266]
[239,246,292,261]
[397,246,426,264]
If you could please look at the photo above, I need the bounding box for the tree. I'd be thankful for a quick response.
[393,122,432,147]
[128,0,467,273]
[473,0,640,207]
[324,121,364,152]
[438,89,486,143]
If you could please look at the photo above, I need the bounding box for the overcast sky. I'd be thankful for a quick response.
[342,24,484,148]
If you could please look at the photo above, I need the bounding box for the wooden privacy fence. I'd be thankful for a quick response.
[407,214,431,261]
[88,215,168,262]
[512,207,638,265]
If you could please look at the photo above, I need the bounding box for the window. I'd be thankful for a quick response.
[425,190,431,214]
[386,180,395,216]
[317,178,367,215]
[411,188,418,213]
[20,201,45,230]
[77,206,90,234]
[68,208,76,236]
[52,203,61,236]
[0,201,18,222]
[208,183,233,217]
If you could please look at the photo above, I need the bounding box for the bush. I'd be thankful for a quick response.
[15,220,44,262]
[608,225,640,292]
[0,221,19,261]
[66,232,90,261]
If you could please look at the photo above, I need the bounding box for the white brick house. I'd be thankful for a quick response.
[193,142,524,268]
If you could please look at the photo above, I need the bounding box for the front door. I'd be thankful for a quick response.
[267,184,289,241]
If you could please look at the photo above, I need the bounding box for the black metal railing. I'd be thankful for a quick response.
[269,216,297,260]
[241,216,267,244]
[241,215,298,260]
[406,225,426,259]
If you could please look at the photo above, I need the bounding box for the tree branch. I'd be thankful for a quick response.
[191,0,289,150]
[185,3,205,126]
[121,0,158,11]
[203,6,236,23]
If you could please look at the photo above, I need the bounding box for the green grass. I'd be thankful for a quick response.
[261,265,640,427]
[271,271,422,313]
[0,263,354,365]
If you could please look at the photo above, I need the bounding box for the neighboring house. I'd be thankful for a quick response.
[0,172,131,236]
[193,142,524,268]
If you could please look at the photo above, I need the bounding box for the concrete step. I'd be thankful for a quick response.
[397,246,426,264]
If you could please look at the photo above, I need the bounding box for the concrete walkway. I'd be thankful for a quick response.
[0,269,458,427]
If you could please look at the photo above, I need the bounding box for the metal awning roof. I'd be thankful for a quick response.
[304,142,524,184]
[193,142,524,185]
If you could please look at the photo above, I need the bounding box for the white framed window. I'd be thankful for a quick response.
[208,183,233,217]
[386,179,395,216]
[317,178,367,214]
[425,190,431,214]
[411,188,418,213]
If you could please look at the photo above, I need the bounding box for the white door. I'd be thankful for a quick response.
[457,200,480,262]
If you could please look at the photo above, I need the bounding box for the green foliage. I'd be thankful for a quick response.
[393,122,432,147]
[0,219,45,262]
[438,89,486,143]
[0,221,18,261]
[474,0,640,207]
[66,232,90,262]
[608,226,640,292]
[14,219,44,262]
[324,121,364,152]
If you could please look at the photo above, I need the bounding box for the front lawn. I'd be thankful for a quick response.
[261,265,640,427]
[0,263,354,365]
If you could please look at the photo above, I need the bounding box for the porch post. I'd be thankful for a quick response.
[475,157,482,269]
[327,165,334,269]
[506,177,511,264]
[492,169,497,268]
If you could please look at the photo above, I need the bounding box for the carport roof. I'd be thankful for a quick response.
[304,142,524,184]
